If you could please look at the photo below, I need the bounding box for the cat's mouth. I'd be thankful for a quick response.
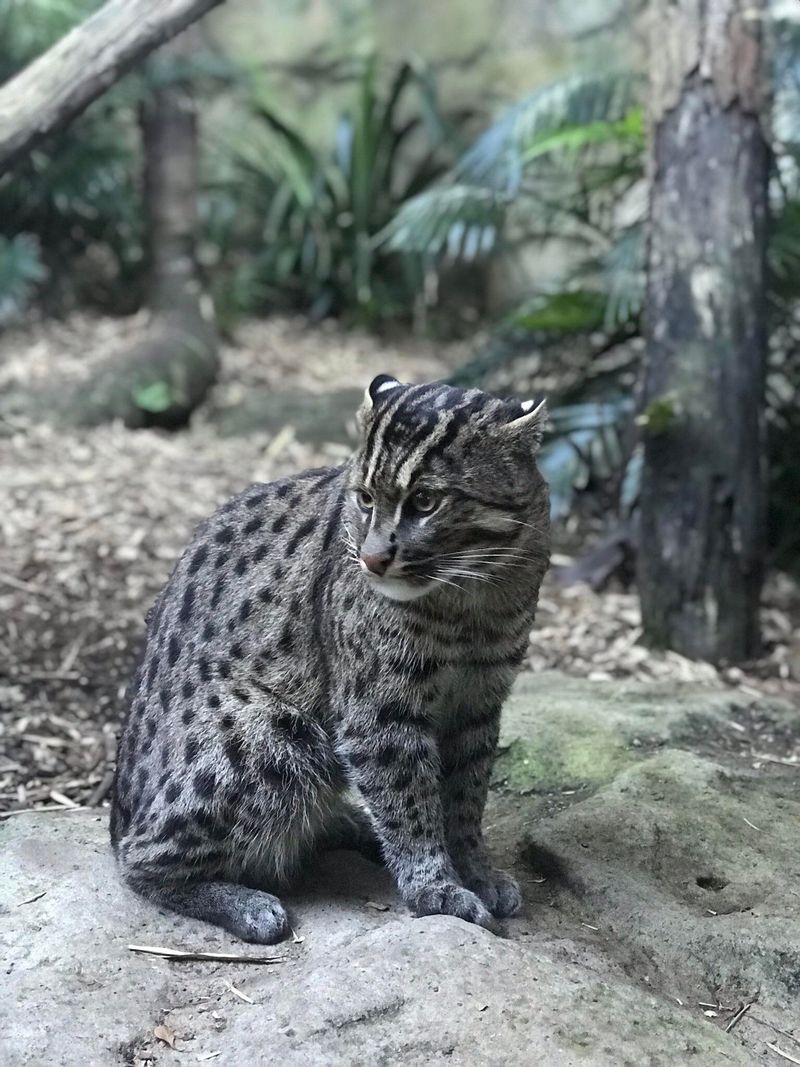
[362,567,435,602]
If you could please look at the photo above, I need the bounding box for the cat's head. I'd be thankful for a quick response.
[345,375,548,602]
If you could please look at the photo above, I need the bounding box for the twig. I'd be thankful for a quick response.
[128,944,288,964]
[59,632,85,674]
[224,979,254,1004]
[49,790,80,809]
[725,1002,752,1033]
[0,573,54,599]
[86,728,117,807]
[0,804,85,820]
[14,671,82,683]
[754,754,799,767]
[750,1013,800,1046]
[21,734,72,748]
[769,1029,800,1050]
[767,1042,800,1065]
[16,890,47,906]
[743,817,763,832]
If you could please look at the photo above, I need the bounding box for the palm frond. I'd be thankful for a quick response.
[376,184,506,260]
[539,397,634,520]
[601,225,645,329]
[455,70,642,194]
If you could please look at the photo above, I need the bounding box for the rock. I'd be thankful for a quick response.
[209,386,363,445]
[2,673,798,1066]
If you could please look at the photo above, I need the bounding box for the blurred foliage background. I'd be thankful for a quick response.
[1,0,799,573]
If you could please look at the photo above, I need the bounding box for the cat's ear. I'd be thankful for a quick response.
[364,374,402,409]
[497,398,547,451]
[358,374,402,424]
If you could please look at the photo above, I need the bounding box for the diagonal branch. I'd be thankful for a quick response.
[0,0,225,175]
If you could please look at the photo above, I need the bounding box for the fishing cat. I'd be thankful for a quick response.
[111,375,550,942]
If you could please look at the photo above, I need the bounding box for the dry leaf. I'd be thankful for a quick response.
[153,1023,177,1048]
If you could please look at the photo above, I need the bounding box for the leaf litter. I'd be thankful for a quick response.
[0,312,797,816]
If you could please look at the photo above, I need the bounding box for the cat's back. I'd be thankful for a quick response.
[147,464,345,648]
[116,465,347,796]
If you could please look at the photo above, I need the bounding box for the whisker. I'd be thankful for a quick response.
[440,567,501,587]
[423,573,464,592]
[499,517,548,533]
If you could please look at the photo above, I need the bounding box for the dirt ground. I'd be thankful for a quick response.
[1,312,798,815]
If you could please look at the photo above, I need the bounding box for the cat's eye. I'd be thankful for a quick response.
[355,489,374,511]
[409,488,440,514]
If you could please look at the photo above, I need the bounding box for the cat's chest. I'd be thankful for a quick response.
[428,662,494,722]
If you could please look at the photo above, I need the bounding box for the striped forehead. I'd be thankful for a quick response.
[360,384,487,490]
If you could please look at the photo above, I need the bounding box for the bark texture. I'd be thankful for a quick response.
[638,0,769,662]
[0,0,225,175]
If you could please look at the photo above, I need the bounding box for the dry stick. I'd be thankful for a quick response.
[86,728,117,807]
[59,632,86,674]
[128,944,288,964]
[753,1024,800,1051]
[725,1002,752,1033]
[0,804,85,820]
[224,979,254,1004]
[16,890,47,906]
[0,573,54,599]
[767,1042,800,1066]
[754,754,799,767]
[15,671,82,683]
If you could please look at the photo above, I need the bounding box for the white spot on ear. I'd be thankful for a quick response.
[518,398,546,419]
[498,397,548,449]
[363,374,402,412]
[504,398,547,427]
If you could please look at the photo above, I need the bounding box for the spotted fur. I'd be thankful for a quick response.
[110,377,550,942]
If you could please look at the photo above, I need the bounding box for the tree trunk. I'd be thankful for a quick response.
[0,0,225,176]
[73,32,218,430]
[638,0,769,663]
[142,40,201,316]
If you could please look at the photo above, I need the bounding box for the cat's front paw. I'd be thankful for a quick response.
[412,882,497,931]
[464,868,522,919]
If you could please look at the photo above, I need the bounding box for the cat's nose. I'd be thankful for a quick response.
[360,551,393,576]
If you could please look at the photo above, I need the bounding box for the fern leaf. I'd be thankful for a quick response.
[375,184,506,259]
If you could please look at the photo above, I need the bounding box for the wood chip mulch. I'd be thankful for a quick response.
[1,313,797,815]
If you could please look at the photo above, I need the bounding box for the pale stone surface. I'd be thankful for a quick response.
[2,674,797,1066]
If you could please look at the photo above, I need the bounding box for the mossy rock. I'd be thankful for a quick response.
[493,672,744,794]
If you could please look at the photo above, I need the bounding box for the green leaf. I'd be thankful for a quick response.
[509,290,607,334]
[133,380,174,413]
[520,109,644,165]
